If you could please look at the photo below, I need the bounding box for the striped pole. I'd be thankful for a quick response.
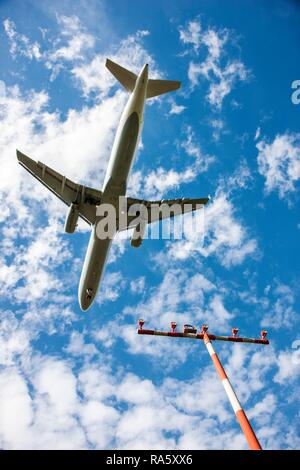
[203,332,262,451]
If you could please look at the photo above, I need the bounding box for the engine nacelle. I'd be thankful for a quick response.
[64,203,79,234]
[131,222,147,248]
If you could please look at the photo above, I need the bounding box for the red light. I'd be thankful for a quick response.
[261,330,267,339]
[232,327,239,337]
[138,318,145,329]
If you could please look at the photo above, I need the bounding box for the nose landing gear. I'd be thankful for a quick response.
[86,288,93,300]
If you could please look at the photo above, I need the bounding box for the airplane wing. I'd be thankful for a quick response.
[119,196,210,231]
[17,150,102,225]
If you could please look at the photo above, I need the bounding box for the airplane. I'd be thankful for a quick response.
[17,59,209,310]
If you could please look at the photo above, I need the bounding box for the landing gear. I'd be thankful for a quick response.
[86,288,93,300]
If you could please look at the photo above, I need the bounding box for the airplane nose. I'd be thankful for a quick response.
[79,297,90,311]
[78,289,93,311]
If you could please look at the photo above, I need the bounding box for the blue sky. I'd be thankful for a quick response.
[0,0,299,450]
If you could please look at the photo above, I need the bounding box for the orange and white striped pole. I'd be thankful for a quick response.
[203,331,262,450]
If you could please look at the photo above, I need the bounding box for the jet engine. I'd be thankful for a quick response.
[131,222,147,248]
[64,203,79,233]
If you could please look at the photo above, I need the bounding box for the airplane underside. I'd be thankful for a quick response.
[17,58,209,310]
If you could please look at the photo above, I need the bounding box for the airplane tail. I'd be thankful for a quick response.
[106,59,181,98]
[106,59,137,93]
[146,79,181,98]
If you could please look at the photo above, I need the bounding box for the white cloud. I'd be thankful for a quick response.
[117,373,159,405]
[44,15,95,80]
[0,83,124,201]
[47,15,95,80]
[180,19,249,109]
[34,359,78,414]
[178,19,201,50]
[4,15,96,81]
[0,218,75,309]
[200,194,257,267]
[167,193,257,267]
[130,276,145,294]
[181,125,215,168]
[128,164,195,200]
[239,278,298,331]
[144,167,196,196]
[0,361,86,449]
[65,332,99,359]
[127,126,215,199]
[260,283,297,329]
[273,349,300,384]
[121,269,236,348]
[254,126,261,141]
[120,324,194,367]
[0,80,6,98]
[1,12,299,452]
[210,118,226,141]
[0,68,132,318]
[96,271,127,304]
[257,132,300,200]
[80,399,119,448]
[190,59,248,109]
[90,269,234,366]
[73,30,157,98]
[0,20,163,326]
[203,28,228,60]
[0,324,298,449]
[205,294,234,329]
[169,102,186,115]
[0,312,31,366]
[3,15,153,93]
[218,158,253,194]
[163,371,235,427]
[72,55,113,98]
[3,19,42,60]
[0,369,34,447]
[92,320,119,349]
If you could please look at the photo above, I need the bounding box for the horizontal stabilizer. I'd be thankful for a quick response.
[106,58,181,98]
[106,59,137,92]
[146,79,181,99]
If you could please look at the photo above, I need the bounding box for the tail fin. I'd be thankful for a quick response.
[106,59,137,92]
[146,79,181,99]
[106,58,181,98]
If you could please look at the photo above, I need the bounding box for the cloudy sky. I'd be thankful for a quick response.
[0,0,300,450]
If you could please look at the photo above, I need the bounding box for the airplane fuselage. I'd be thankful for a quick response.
[17,60,188,312]
[78,64,148,310]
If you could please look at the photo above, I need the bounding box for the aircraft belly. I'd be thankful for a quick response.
[107,111,139,189]
[18,61,184,312]
[79,228,113,310]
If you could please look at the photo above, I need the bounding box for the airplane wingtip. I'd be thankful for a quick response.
[16,149,22,161]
